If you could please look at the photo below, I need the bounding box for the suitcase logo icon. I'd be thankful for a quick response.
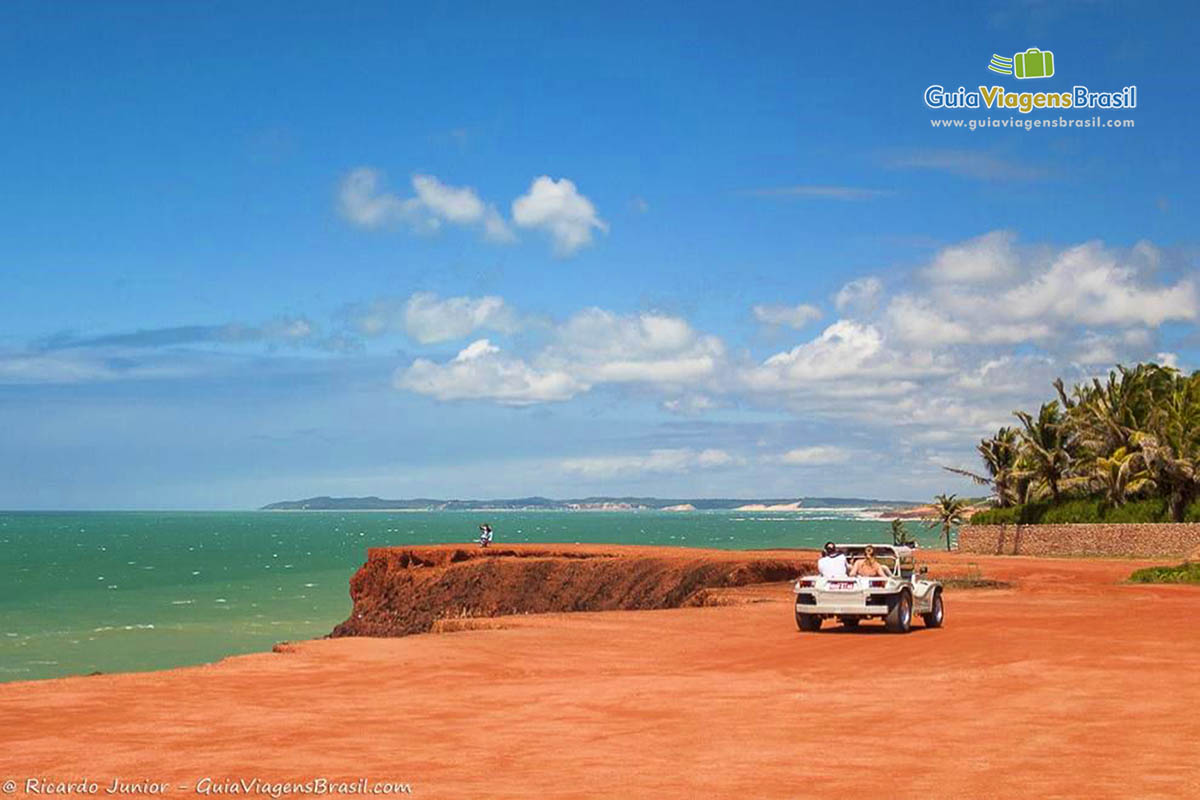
[988,48,1055,79]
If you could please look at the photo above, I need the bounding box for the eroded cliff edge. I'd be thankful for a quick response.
[331,544,812,637]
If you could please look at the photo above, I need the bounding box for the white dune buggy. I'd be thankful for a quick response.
[793,544,943,634]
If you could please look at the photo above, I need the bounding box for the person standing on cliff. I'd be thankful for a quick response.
[478,524,493,547]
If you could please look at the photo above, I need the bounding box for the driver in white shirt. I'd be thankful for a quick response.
[817,541,848,578]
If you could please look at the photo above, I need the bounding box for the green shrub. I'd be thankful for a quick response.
[973,501,1042,524]
[1041,498,1103,524]
[971,495,1169,524]
[1105,497,1167,523]
[970,506,1017,525]
[1128,562,1200,584]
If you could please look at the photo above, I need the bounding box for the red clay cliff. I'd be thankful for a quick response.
[331,543,811,637]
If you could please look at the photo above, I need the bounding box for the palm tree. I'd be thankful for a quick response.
[1015,402,1071,502]
[1090,446,1151,507]
[944,427,1022,507]
[958,362,1200,522]
[1132,371,1200,521]
[1063,366,1155,464]
[890,518,912,546]
[926,493,969,551]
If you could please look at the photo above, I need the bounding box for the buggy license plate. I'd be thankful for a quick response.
[827,581,858,591]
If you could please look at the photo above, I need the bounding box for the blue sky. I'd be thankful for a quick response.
[2,1,1198,508]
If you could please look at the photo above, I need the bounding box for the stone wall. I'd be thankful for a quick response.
[958,523,1200,558]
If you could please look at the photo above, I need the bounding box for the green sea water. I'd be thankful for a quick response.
[0,509,936,682]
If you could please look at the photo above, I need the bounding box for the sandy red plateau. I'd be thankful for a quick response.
[1,545,1198,799]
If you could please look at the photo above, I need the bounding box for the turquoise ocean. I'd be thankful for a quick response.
[0,509,939,683]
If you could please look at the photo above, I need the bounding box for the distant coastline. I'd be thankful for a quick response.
[261,495,923,512]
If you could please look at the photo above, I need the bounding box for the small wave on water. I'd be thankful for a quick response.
[92,624,156,633]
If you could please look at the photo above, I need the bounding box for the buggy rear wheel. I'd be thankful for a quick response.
[796,612,822,632]
[885,591,913,633]
[921,589,944,628]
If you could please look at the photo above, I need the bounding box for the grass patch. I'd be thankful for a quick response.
[1128,562,1200,584]
[934,563,1013,590]
[939,576,1013,590]
[936,578,1012,592]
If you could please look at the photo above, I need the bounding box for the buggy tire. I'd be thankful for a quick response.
[796,612,822,632]
[885,590,913,634]
[921,589,944,628]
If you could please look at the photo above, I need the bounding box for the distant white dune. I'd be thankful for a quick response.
[733,501,804,511]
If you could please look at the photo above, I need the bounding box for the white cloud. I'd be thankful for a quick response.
[560,448,739,478]
[755,320,885,381]
[338,169,610,254]
[742,320,945,395]
[661,395,720,415]
[885,297,973,346]
[924,230,1019,283]
[774,446,853,465]
[337,168,515,243]
[545,308,725,385]
[886,295,1052,346]
[1073,332,1121,366]
[888,234,1194,348]
[396,339,585,405]
[345,293,521,343]
[260,317,316,342]
[752,303,823,329]
[402,293,520,344]
[337,168,409,229]
[482,208,515,243]
[395,308,726,405]
[949,356,1064,411]
[998,241,1196,327]
[410,174,485,223]
[834,277,883,313]
[512,176,607,256]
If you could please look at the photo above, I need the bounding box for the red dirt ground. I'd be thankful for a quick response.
[1,547,1198,799]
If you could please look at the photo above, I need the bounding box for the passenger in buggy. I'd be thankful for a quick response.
[817,541,848,578]
[849,545,893,578]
